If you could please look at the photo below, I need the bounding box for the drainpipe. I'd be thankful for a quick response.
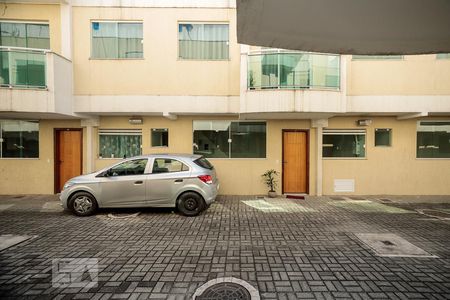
[312,119,328,196]
[81,118,99,173]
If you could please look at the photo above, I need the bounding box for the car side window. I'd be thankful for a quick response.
[109,159,148,176]
[152,158,189,173]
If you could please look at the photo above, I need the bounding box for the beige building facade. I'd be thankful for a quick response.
[0,0,449,196]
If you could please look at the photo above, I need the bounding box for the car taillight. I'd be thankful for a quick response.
[198,175,213,184]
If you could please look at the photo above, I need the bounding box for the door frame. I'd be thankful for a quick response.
[54,128,83,194]
[281,129,310,194]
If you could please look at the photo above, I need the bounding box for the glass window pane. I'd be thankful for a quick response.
[109,159,147,176]
[323,132,366,158]
[352,55,403,60]
[8,51,46,87]
[1,120,39,158]
[230,122,266,158]
[151,128,168,147]
[0,22,27,48]
[193,121,230,158]
[279,53,309,88]
[118,23,143,58]
[92,22,118,59]
[375,128,392,147]
[437,53,450,59]
[99,134,142,158]
[26,24,50,49]
[0,50,9,85]
[417,121,450,158]
[152,158,187,173]
[261,53,279,88]
[179,23,229,60]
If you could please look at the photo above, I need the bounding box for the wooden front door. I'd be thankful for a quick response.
[55,129,82,193]
[282,130,308,194]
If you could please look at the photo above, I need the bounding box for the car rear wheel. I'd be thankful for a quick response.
[177,192,205,216]
[69,192,98,216]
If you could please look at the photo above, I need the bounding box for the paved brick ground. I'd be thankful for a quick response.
[0,195,449,299]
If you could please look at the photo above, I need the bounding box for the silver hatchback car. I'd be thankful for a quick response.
[60,154,219,216]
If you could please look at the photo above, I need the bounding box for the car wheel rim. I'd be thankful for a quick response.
[73,196,93,214]
[184,198,198,211]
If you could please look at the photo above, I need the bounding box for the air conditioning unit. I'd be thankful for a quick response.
[357,119,372,126]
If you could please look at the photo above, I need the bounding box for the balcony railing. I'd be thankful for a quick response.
[247,51,340,90]
[0,46,47,89]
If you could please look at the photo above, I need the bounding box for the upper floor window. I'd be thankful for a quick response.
[0,22,49,49]
[352,55,403,60]
[91,21,143,59]
[0,120,39,158]
[417,121,450,159]
[178,23,229,60]
[436,53,450,59]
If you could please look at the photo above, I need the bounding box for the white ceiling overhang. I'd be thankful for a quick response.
[236,0,450,55]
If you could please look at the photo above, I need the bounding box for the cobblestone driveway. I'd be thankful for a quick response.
[0,195,449,299]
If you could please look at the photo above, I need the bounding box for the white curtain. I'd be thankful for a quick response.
[179,24,229,60]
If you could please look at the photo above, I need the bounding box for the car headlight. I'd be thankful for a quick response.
[63,182,75,190]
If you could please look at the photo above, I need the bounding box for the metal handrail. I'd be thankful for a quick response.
[0,45,50,54]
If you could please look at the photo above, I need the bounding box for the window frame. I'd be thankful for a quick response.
[374,128,392,147]
[90,20,144,60]
[177,21,230,61]
[192,120,267,159]
[0,21,50,50]
[416,120,450,160]
[0,119,39,159]
[322,129,367,160]
[151,128,169,148]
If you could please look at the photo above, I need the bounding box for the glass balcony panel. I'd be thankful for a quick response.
[0,50,9,86]
[248,51,340,90]
[9,50,46,88]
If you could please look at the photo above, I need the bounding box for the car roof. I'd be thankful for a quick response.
[132,153,202,160]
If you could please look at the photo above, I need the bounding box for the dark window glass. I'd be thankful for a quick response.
[193,121,230,158]
[230,122,266,158]
[323,131,366,158]
[375,128,392,147]
[417,121,450,158]
[0,120,39,158]
[152,158,188,173]
[151,128,168,147]
[109,159,147,176]
[194,157,214,170]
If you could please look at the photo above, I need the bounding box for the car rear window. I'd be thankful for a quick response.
[194,157,214,170]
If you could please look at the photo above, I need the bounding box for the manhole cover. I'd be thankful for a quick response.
[193,277,260,300]
[355,233,437,258]
[196,282,250,300]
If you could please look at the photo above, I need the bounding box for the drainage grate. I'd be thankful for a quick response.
[193,277,260,300]
[286,195,305,200]
[417,209,450,220]
[349,196,366,200]
[196,282,251,300]
[330,197,345,200]
[355,233,437,258]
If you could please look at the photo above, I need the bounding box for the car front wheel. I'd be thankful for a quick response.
[177,192,205,216]
[69,192,98,216]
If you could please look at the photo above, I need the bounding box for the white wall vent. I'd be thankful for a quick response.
[334,179,355,192]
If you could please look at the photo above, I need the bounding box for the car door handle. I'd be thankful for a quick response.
[174,179,183,183]
[134,180,143,185]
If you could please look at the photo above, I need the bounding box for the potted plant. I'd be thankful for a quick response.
[261,169,279,198]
